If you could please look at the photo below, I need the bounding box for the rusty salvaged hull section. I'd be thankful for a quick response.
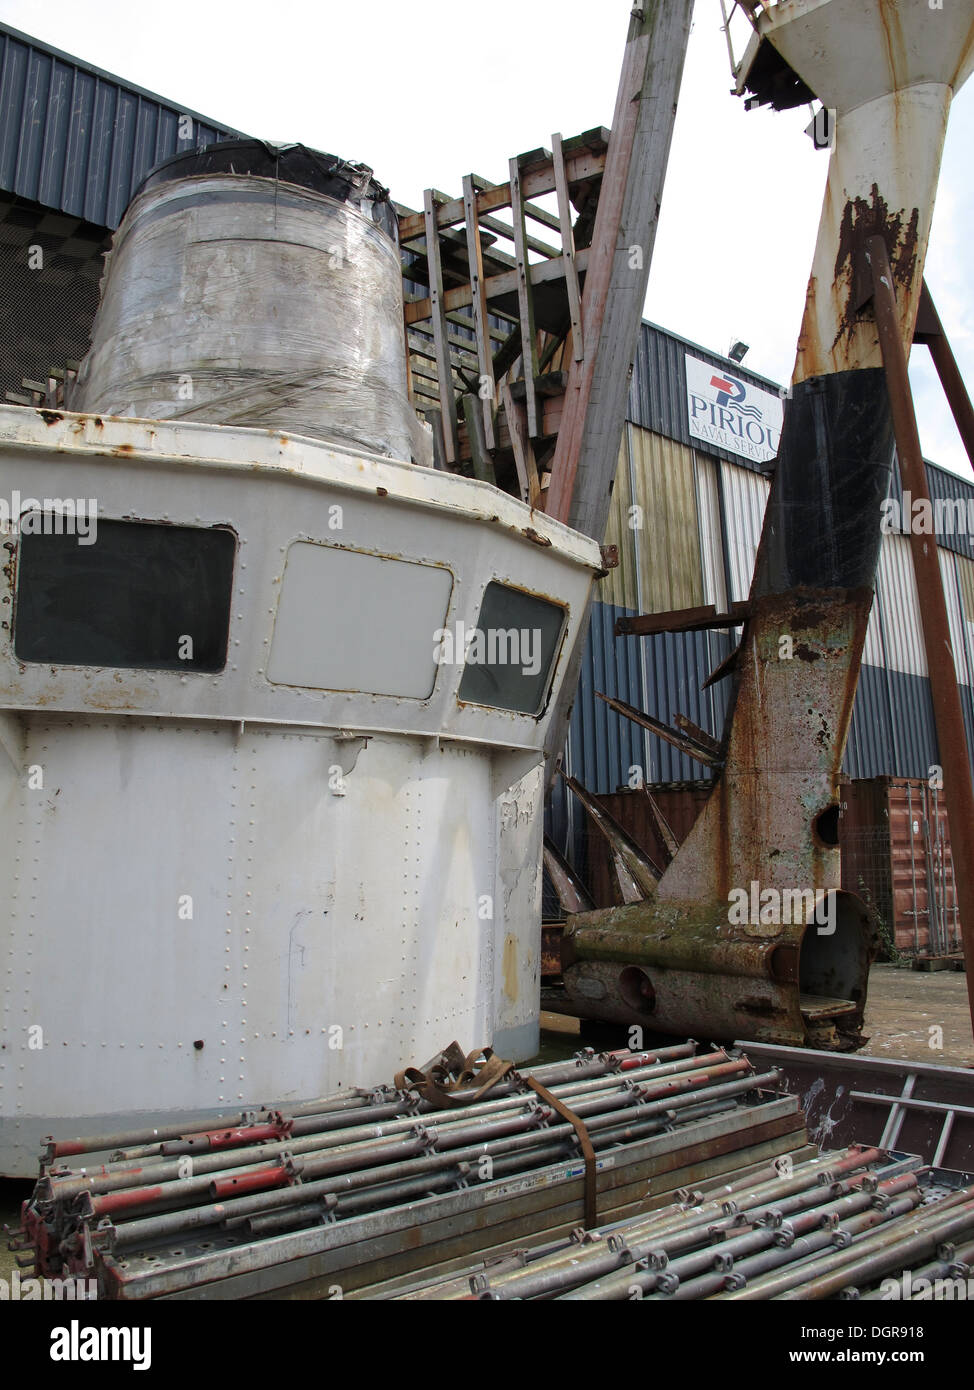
[559,396,891,1050]
[555,0,974,1051]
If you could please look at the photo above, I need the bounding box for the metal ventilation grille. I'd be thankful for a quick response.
[0,191,107,405]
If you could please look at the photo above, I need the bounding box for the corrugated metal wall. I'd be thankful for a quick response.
[885,449,974,562]
[569,603,648,797]
[720,460,771,604]
[0,22,241,228]
[694,452,728,609]
[551,599,727,868]
[601,427,705,614]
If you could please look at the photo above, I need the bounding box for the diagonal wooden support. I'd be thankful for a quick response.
[545,0,694,537]
[501,378,541,508]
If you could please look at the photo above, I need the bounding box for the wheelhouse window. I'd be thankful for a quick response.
[267,542,454,699]
[14,518,236,672]
[458,581,565,716]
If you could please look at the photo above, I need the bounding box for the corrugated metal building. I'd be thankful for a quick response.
[0,21,241,402]
[556,320,974,869]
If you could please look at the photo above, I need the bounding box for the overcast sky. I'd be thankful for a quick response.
[2,0,972,477]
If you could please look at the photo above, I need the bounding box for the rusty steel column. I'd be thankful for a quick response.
[916,281,974,474]
[869,235,974,1033]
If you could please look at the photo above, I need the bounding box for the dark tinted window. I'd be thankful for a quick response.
[458,582,565,715]
[14,519,235,671]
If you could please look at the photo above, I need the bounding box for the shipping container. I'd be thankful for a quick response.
[581,779,959,960]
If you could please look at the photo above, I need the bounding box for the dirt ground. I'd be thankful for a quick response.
[856,961,974,1067]
[1,961,970,1286]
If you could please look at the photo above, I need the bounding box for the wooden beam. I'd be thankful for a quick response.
[403,247,590,325]
[509,155,540,437]
[551,131,584,362]
[509,371,567,401]
[410,380,440,405]
[479,213,559,259]
[423,189,460,465]
[545,1,694,535]
[451,307,516,336]
[501,379,540,508]
[405,311,507,350]
[397,146,607,243]
[615,602,751,637]
[405,228,517,277]
[408,329,480,375]
[523,204,562,234]
[463,174,497,451]
[461,392,496,486]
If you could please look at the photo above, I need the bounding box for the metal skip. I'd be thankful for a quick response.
[555,0,974,1050]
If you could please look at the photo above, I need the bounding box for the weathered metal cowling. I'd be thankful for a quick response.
[72,140,424,464]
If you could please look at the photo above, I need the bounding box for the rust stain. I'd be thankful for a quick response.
[38,410,63,426]
[522,527,552,548]
[832,185,920,351]
[540,924,564,977]
[876,0,906,92]
[502,934,519,1001]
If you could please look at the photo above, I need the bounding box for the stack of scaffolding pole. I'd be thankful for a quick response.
[14,1043,809,1299]
[379,1153,974,1301]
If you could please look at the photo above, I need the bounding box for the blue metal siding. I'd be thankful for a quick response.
[845,666,973,780]
[844,664,900,779]
[566,603,728,797]
[568,633,970,806]
[885,450,974,563]
[569,604,646,797]
[640,629,731,783]
[0,23,242,227]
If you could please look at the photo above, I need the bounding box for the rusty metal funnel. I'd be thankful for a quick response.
[739,0,974,377]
